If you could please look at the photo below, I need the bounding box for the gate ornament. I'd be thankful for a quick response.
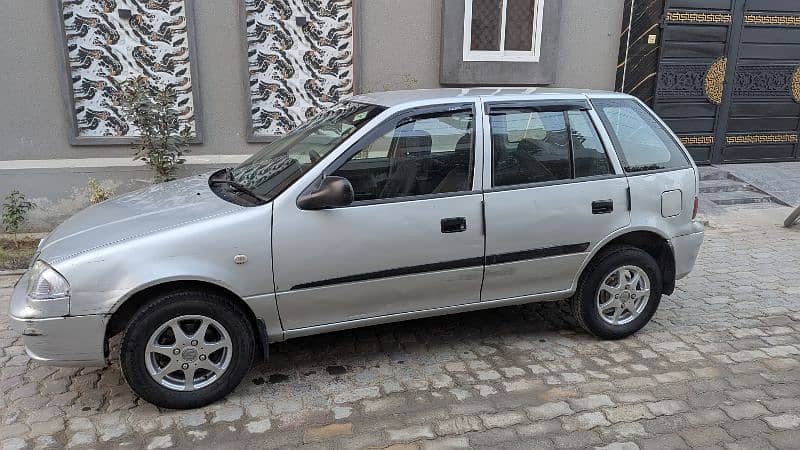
[704,57,727,105]
[793,67,800,103]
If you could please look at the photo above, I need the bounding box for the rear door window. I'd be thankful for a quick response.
[592,98,689,173]
[490,110,571,186]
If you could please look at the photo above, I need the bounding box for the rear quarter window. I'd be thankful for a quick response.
[592,98,689,173]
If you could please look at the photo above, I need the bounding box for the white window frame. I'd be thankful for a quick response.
[463,0,545,62]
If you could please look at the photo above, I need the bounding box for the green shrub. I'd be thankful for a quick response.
[88,178,114,204]
[118,76,191,183]
[2,190,35,245]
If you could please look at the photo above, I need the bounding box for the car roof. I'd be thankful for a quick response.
[351,87,632,108]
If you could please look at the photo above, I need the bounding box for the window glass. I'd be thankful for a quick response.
[470,0,502,51]
[491,110,570,186]
[333,110,475,201]
[465,0,542,61]
[593,99,689,173]
[504,0,535,51]
[568,111,612,178]
[231,103,384,200]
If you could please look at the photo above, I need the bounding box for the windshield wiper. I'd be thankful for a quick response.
[210,174,267,203]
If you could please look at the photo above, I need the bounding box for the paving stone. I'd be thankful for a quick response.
[551,430,602,448]
[561,412,611,432]
[333,386,380,403]
[211,404,243,423]
[646,400,689,417]
[363,396,406,414]
[387,424,434,442]
[567,394,614,412]
[66,431,96,448]
[683,408,728,426]
[515,420,562,437]
[603,404,654,423]
[595,443,639,450]
[246,419,272,433]
[422,436,470,449]
[466,428,517,446]
[764,414,800,430]
[525,401,573,421]
[146,434,173,449]
[679,426,734,447]
[304,423,354,443]
[720,401,771,420]
[479,411,527,429]
[435,416,482,436]
[603,422,648,440]
[769,429,800,449]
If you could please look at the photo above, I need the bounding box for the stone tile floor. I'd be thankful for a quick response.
[0,207,799,449]
[721,161,800,207]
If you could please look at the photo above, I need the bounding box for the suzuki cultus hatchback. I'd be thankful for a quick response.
[10,89,704,409]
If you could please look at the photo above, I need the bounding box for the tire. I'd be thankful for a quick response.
[571,246,662,340]
[120,289,255,409]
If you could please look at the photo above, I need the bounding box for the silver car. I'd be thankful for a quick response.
[9,89,704,409]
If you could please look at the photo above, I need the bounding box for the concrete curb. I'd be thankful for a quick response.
[0,233,49,240]
[0,269,25,276]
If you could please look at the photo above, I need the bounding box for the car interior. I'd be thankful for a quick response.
[334,118,475,201]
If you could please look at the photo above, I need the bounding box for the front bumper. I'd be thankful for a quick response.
[671,229,704,280]
[8,272,107,366]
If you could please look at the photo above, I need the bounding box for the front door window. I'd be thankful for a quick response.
[333,109,476,202]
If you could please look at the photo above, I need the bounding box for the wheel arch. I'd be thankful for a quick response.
[575,228,676,296]
[105,279,269,360]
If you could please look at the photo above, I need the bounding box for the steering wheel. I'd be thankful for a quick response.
[309,150,321,164]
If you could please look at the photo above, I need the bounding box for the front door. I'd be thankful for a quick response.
[272,103,486,330]
[481,101,631,301]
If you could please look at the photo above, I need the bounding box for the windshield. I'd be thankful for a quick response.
[230,102,386,200]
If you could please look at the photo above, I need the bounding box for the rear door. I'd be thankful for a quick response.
[481,100,631,301]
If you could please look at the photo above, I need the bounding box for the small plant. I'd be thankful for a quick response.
[117,76,191,183]
[88,178,114,204]
[2,190,35,246]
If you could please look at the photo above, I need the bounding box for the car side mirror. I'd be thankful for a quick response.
[297,176,354,210]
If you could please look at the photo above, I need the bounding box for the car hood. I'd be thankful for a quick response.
[39,174,243,263]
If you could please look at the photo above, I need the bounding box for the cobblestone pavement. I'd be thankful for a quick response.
[1,207,799,450]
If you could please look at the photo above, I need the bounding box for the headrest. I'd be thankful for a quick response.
[395,130,432,157]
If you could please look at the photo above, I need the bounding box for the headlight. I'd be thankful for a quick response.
[26,261,70,300]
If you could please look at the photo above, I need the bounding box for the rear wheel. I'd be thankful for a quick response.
[120,290,255,409]
[571,246,662,339]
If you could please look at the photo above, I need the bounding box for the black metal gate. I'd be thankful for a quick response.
[618,0,800,164]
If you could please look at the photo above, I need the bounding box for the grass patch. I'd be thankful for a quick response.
[0,238,38,270]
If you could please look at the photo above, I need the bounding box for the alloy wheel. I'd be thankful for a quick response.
[144,315,233,391]
[596,265,651,326]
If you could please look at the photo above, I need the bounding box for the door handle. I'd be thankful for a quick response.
[441,217,467,233]
[592,199,614,215]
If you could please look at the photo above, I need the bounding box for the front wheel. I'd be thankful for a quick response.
[120,290,255,409]
[571,246,662,339]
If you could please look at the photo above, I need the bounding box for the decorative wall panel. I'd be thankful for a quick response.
[615,0,665,104]
[732,65,797,98]
[58,0,202,144]
[655,64,707,99]
[243,0,355,141]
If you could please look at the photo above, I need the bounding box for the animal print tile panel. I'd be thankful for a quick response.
[245,0,354,138]
[61,0,198,138]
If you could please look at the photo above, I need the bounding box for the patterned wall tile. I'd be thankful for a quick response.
[245,0,354,137]
[61,0,197,138]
